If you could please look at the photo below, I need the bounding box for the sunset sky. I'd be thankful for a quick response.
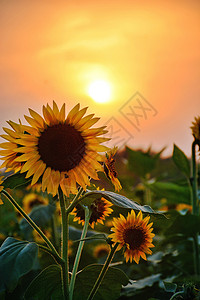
[0,0,199,157]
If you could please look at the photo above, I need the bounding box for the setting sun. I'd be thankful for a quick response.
[88,80,111,103]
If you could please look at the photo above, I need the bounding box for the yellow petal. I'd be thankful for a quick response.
[31,162,46,185]
[29,108,44,127]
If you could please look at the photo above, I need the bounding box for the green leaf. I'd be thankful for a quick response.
[172,144,190,178]
[124,274,161,291]
[24,265,62,300]
[0,237,38,293]
[20,204,56,235]
[148,181,190,204]
[165,214,200,237]
[81,190,162,216]
[163,281,177,293]
[126,147,164,178]
[3,172,32,189]
[74,264,129,300]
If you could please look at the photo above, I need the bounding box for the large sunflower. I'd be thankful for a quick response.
[71,197,113,228]
[0,102,109,196]
[109,210,155,263]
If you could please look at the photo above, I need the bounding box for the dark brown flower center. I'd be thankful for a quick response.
[38,124,86,172]
[123,227,146,250]
[74,198,107,225]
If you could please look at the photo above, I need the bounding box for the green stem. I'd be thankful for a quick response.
[193,234,200,276]
[191,141,200,276]
[2,189,60,258]
[59,187,70,300]
[191,141,199,215]
[169,291,184,300]
[69,206,91,300]
[87,243,119,300]
[38,244,64,265]
[65,187,84,214]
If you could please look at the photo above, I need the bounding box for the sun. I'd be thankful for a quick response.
[88,80,111,103]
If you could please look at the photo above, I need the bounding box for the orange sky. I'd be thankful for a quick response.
[0,0,200,157]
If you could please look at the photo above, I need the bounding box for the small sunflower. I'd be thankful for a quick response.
[0,102,109,196]
[103,147,122,191]
[71,197,113,228]
[22,193,49,214]
[191,116,200,141]
[93,243,110,259]
[109,210,155,263]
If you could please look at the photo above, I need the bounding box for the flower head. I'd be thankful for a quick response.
[103,147,122,191]
[0,102,109,196]
[22,193,49,214]
[109,210,155,263]
[191,116,200,141]
[71,197,113,228]
[93,243,110,258]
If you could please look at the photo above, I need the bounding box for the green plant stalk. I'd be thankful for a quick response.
[2,189,60,258]
[193,234,200,276]
[65,187,84,214]
[191,141,200,276]
[59,187,70,300]
[38,244,64,265]
[191,141,198,215]
[169,291,184,300]
[69,206,91,300]
[87,242,119,300]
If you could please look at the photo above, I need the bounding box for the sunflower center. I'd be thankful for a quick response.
[123,227,146,250]
[38,124,86,172]
[90,199,106,223]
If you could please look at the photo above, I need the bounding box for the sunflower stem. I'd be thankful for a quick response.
[69,206,91,300]
[59,187,70,300]
[2,189,60,258]
[65,187,84,214]
[87,242,119,300]
[38,244,64,265]
[191,141,199,215]
[169,291,184,300]
[191,141,200,276]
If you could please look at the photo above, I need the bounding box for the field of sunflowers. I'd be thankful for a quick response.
[0,102,200,300]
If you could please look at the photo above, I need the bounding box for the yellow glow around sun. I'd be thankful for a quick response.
[88,80,111,103]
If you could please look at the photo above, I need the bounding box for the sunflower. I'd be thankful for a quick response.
[191,116,200,142]
[0,102,109,196]
[71,197,113,228]
[103,147,122,191]
[22,193,49,214]
[93,243,110,259]
[0,120,26,173]
[109,210,155,263]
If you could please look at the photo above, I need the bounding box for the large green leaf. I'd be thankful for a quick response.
[81,190,162,215]
[0,237,38,293]
[3,172,32,189]
[20,204,56,235]
[126,147,164,178]
[148,181,190,204]
[172,144,190,178]
[165,213,200,237]
[74,264,129,300]
[24,265,62,300]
